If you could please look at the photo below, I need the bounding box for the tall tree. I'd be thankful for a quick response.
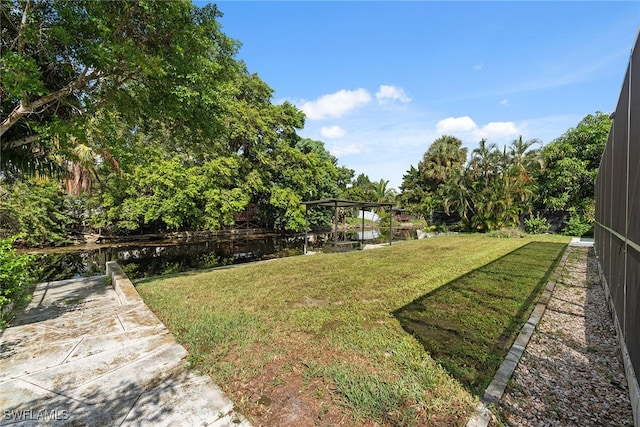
[373,179,392,203]
[344,173,376,201]
[468,139,498,186]
[442,137,540,231]
[399,135,467,219]
[1,0,358,240]
[398,165,427,215]
[537,112,611,214]
[1,0,238,175]
[418,135,468,190]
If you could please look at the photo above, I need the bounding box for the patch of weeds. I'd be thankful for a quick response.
[162,262,182,275]
[302,361,323,386]
[486,228,524,238]
[187,353,203,368]
[318,403,330,419]
[551,328,567,340]
[508,379,524,393]
[488,402,507,427]
[321,363,424,426]
[313,386,326,399]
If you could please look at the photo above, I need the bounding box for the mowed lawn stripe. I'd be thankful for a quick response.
[395,241,567,396]
[137,234,569,426]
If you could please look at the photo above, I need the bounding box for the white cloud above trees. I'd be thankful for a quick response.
[436,116,477,134]
[298,84,411,120]
[436,116,522,141]
[320,125,346,138]
[300,88,371,120]
[476,121,521,139]
[329,143,366,157]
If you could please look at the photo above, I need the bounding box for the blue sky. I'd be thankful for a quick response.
[208,1,639,189]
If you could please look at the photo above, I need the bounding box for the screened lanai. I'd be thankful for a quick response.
[301,199,394,253]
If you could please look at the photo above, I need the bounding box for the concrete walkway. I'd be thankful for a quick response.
[0,264,251,426]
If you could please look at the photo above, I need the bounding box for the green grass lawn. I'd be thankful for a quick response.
[394,241,566,396]
[136,234,569,426]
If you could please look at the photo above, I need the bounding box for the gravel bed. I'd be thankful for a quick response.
[497,246,634,426]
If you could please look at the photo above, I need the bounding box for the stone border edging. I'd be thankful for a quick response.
[466,244,572,427]
[105,261,143,305]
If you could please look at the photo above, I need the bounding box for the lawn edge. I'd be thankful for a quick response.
[466,242,571,427]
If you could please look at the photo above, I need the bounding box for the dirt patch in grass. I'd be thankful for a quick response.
[221,333,375,426]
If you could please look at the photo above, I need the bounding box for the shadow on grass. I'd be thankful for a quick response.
[393,241,567,397]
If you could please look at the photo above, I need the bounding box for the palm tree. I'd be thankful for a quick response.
[418,135,468,189]
[374,179,392,203]
[61,136,122,196]
[469,139,498,185]
[442,136,542,232]
[441,166,472,224]
[508,136,543,183]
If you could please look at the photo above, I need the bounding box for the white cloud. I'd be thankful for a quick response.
[329,143,366,157]
[500,99,509,105]
[300,88,371,120]
[436,116,478,134]
[320,125,346,139]
[435,116,522,141]
[375,85,411,104]
[473,63,483,71]
[476,122,522,140]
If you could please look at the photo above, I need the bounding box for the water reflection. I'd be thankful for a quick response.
[32,228,418,281]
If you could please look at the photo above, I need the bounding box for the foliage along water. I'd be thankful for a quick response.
[32,228,418,282]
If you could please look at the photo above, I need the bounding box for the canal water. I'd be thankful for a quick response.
[31,228,418,282]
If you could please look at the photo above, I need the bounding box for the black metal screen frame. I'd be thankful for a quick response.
[594,29,640,393]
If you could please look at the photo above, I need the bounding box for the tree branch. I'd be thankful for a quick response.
[2,134,40,150]
[17,0,33,55]
[0,67,98,137]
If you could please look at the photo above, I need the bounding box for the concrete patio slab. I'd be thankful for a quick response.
[0,270,251,426]
[569,237,594,247]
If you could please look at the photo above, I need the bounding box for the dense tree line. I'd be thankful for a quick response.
[0,1,610,324]
[0,0,612,246]
[0,0,367,245]
[398,112,611,233]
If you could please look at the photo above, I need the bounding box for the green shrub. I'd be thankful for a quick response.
[378,210,391,227]
[450,221,468,232]
[486,228,524,238]
[524,213,550,234]
[0,180,71,246]
[563,214,593,237]
[434,222,449,233]
[0,237,34,327]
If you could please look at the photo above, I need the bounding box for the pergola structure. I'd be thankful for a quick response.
[301,198,394,253]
